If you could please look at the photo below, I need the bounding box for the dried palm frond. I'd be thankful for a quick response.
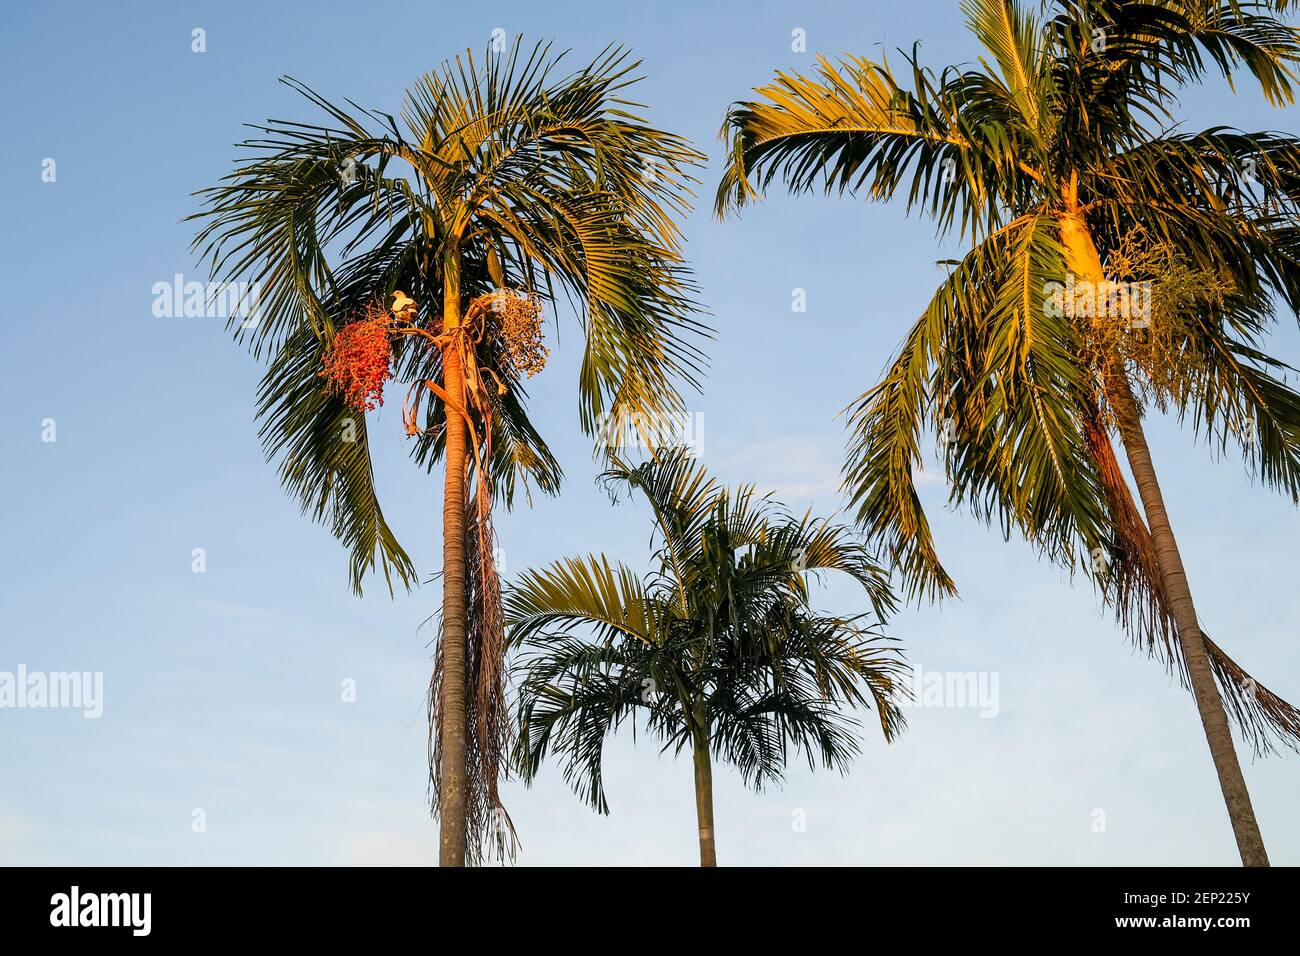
[426,319,519,864]
[462,466,518,863]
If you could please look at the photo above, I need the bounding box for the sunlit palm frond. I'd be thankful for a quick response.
[506,554,663,647]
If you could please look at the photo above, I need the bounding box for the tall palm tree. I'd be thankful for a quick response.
[717,0,1300,866]
[191,40,708,866]
[507,453,906,865]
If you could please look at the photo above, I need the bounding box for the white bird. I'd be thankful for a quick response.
[390,291,417,318]
[339,156,358,186]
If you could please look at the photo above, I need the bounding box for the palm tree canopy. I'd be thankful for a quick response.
[191,40,710,594]
[717,0,1300,754]
[507,452,906,813]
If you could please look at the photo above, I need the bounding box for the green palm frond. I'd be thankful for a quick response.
[256,326,416,594]
[506,554,663,647]
[512,634,683,812]
[716,50,992,232]
[508,457,905,814]
[1061,0,1300,109]
[962,0,1050,131]
[1188,337,1300,499]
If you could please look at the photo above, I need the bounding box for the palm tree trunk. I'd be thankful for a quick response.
[691,730,717,866]
[1059,202,1268,866]
[1106,371,1269,866]
[438,252,470,867]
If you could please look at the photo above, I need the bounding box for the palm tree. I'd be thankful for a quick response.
[506,453,906,865]
[191,40,708,866]
[717,0,1300,866]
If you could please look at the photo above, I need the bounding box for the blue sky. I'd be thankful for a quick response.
[2,0,1298,866]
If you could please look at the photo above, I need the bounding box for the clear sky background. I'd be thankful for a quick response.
[2,0,1298,866]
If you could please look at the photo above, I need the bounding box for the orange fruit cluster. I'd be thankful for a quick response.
[320,310,394,411]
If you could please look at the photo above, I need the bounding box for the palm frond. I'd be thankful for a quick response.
[507,459,905,818]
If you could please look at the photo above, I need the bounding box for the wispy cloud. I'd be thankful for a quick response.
[714,435,845,504]
[713,434,950,503]
[912,466,947,487]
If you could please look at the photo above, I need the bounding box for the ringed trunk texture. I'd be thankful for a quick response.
[438,255,470,867]
[692,732,717,867]
[1060,207,1269,866]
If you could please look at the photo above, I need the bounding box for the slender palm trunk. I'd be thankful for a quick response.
[691,730,717,867]
[1059,200,1269,865]
[1106,373,1269,866]
[438,252,470,867]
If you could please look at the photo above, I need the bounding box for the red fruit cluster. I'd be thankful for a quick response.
[320,312,393,412]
